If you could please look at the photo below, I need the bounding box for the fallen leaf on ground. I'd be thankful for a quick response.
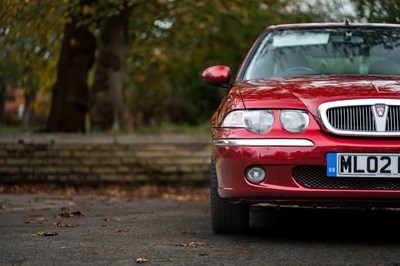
[36,231,58,236]
[57,208,84,218]
[113,228,129,233]
[180,231,196,235]
[135,258,149,263]
[177,242,205,248]
[54,222,75,228]
[34,217,49,221]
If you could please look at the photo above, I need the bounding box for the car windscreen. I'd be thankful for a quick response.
[242,27,400,80]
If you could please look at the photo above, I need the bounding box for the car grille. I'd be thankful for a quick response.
[326,106,376,131]
[294,166,400,190]
[318,99,400,136]
[386,106,400,131]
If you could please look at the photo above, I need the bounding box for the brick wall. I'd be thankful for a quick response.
[0,133,212,184]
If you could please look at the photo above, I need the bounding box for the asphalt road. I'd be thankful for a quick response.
[2,192,400,266]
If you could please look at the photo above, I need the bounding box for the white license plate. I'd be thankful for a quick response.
[327,153,400,178]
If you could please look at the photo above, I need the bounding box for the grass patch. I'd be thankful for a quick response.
[0,125,38,133]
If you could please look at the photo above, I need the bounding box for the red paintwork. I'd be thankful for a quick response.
[212,76,400,129]
[213,123,400,204]
[207,23,400,207]
[201,65,231,86]
[213,76,400,205]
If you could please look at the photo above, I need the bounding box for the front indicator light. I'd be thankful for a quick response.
[245,166,267,184]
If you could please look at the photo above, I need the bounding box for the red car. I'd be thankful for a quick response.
[202,22,400,233]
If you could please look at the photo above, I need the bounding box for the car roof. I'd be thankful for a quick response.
[266,22,400,31]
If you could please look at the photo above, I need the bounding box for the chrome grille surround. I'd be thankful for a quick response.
[318,99,400,136]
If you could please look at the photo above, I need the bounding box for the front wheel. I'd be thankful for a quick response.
[210,160,249,233]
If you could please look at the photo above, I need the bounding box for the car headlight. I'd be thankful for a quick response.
[221,110,274,133]
[279,110,309,133]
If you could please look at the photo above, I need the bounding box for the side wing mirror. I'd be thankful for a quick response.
[201,65,231,88]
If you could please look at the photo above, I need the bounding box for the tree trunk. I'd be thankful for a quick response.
[0,83,5,124]
[90,8,131,132]
[21,88,35,128]
[20,69,36,128]
[44,10,95,132]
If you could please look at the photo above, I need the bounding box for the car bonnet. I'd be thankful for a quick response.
[236,75,400,117]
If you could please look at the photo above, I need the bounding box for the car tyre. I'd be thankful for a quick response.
[210,160,249,233]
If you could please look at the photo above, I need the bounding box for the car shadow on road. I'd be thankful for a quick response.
[248,205,400,242]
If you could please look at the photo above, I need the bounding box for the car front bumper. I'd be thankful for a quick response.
[213,134,400,207]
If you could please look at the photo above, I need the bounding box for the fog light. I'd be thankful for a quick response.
[245,166,266,184]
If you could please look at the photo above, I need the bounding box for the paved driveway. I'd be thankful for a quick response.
[2,192,400,265]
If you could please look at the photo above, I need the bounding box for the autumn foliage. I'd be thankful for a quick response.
[0,0,381,132]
